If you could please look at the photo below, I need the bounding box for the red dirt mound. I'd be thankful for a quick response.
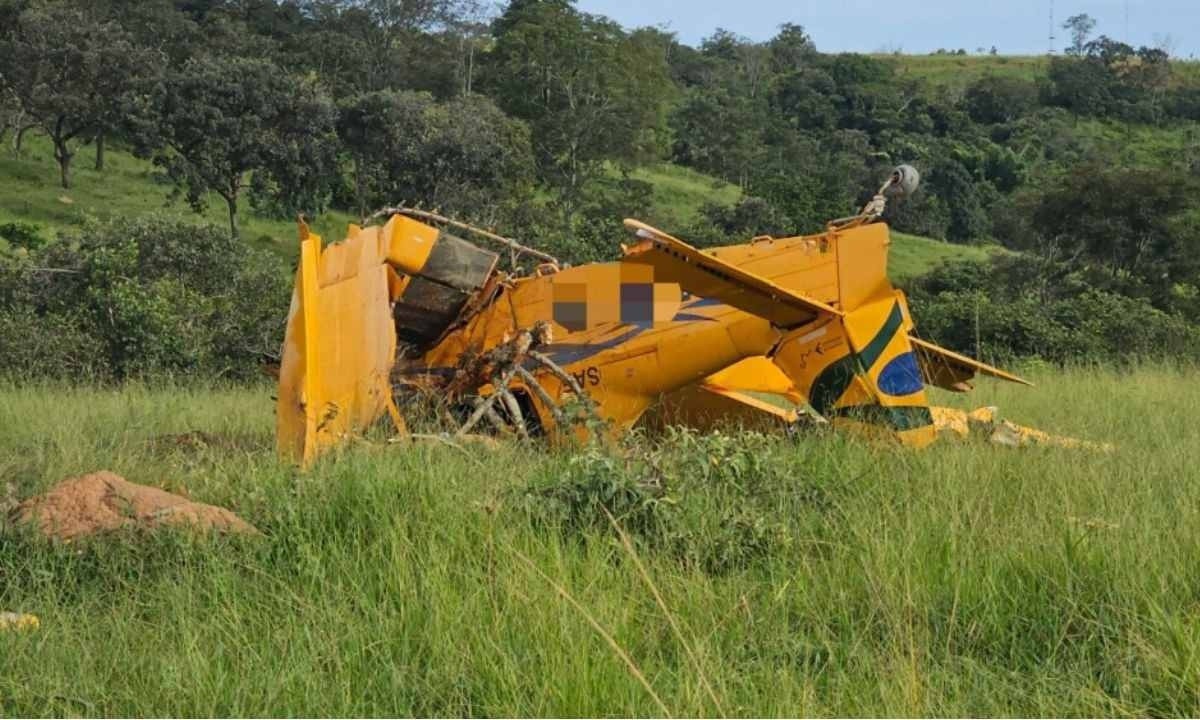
[12,471,258,541]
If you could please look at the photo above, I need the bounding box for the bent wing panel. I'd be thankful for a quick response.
[910,336,1033,390]
[621,219,841,329]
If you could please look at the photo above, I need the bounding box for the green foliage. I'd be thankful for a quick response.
[0,216,289,380]
[336,90,535,221]
[926,157,992,243]
[908,256,1200,363]
[1026,164,1200,309]
[686,195,792,247]
[521,430,827,574]
[485,0,672,217]
[0,221,45,251]
[964,75,1039,124]
[138,54,339,238]
[0,1,163,188]
[1044,40,1173,122]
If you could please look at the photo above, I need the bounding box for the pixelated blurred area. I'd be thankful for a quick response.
[552,265,681,332]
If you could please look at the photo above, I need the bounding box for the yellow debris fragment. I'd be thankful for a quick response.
[0,612,39,631]
[931,405,1113,452]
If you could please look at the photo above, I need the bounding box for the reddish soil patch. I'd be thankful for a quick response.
[11,471,258,541]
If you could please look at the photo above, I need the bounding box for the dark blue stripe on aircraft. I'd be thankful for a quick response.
[672,312,718,323]
[531,325,647,368]
[877,351,924,396]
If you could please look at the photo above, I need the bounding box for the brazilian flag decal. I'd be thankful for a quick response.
[808,302,926,427]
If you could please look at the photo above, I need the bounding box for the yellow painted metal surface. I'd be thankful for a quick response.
[277,223,398,465]
[382,214,439,274]
[276,212,1034,463]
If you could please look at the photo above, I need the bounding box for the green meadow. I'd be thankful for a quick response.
[2,364,1199,716]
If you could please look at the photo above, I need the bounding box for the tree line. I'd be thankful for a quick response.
[2,0,1200,372]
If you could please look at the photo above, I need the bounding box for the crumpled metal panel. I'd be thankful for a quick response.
[276,225,397,465]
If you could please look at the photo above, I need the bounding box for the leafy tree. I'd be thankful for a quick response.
[926,158,991,243]
[1044,56,1114,117]
[1062,13,1097,55]
[337,90,535,221]
[337,90,436,216]
[486,0,672,235]
[670,85,767,187]
[687,196,792,247]
[767,23,816,73]
[140,55,339,239]
[0,217,289,379]
[0,3,161,187]
[1029,165,1199,309]
[769,68,839,130]
[747,130,872,233]
[299,0,464,92]
[963,76,1038,124]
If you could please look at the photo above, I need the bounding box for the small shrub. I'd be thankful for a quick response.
[0,215,290,380]
[0,221,47,251]
[520,443,671,541]
[519,430,832,574]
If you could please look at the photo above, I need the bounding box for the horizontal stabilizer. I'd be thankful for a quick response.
[700,385,799,423]
[622,219,842,328]
[910,336,1032,390]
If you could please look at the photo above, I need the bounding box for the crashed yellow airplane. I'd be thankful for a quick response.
[276,166,1081,465]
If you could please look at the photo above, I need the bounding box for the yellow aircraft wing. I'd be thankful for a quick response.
[910,336,1033,390]
[621,219,842,329]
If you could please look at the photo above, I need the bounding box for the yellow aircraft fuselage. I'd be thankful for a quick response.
[277,214,1028,464]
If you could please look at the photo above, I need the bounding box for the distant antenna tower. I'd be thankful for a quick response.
[1048,0,1056,54]
[1124,0,1130,43]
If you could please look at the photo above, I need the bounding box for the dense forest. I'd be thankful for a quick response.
[2,0,1199,378]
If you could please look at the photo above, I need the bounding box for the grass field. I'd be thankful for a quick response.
[0,135,357,256]
[3,364,1200,716]
[884,53,1200,92]
[884,54,1050,92]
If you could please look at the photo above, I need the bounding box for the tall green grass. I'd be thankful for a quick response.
[2,366,1199,716]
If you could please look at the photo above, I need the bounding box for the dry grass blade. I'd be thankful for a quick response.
[603,506,726,717]
[508,546,672,717]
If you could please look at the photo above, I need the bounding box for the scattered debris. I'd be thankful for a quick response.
[931,406,1113,451]
[0,612,38,632]
[11,471,258,541]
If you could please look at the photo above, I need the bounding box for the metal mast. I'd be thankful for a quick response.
[1048,0,1056,54]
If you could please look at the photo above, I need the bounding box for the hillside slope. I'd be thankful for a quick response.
[883,53,1200,92]
[0,134,991,278]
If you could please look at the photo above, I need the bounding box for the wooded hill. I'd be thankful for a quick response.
[2,0,1199,377]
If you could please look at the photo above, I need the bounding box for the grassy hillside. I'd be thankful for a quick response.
[629,162,743,229]
[3,365,1200,715]
[885,54,1050,91]
[889,231,1000,280]
[0,136,356,256]
[0,134,991,278]
[883,53,1200,92]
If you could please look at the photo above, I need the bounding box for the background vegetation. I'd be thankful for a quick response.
[2,0,1199,376]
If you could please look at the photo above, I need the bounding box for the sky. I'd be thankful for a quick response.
[573,0,1200,58]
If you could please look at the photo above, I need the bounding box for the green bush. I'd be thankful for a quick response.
[0,221,47,251]
[520,430,837,574]
[0,216,290,380]
[907,256,1200,364]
